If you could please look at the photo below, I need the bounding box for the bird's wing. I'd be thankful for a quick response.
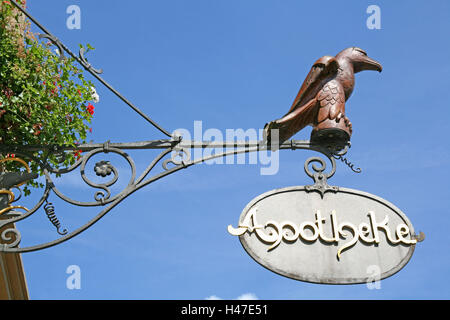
[316,80,346,123]
[286,56,339,115]
[264,56,340,145]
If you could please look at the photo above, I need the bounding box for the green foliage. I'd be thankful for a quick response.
[0,1,96,195]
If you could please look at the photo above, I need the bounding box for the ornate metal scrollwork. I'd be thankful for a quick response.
[162,148,190,171]
[47,147,136,207]
[330,143,362,173]
[38,33,65,61]
[332,154,362,173]
[0,136,361,253]
[79,47,103,75]
[304,156,338,198]
[43,200,67,236]
[0,227,21,251]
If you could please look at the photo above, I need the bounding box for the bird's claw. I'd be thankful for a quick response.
[335,113,352,133]
[343,115,352,126]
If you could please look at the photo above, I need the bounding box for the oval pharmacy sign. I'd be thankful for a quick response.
[228,186,423,284]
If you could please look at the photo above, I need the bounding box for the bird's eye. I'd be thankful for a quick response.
[356,49,367,56]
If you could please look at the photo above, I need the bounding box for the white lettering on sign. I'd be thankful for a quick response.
[228,207,416,260]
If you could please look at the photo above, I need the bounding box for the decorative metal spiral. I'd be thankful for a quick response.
[162,148,190,170]
[1,227,21,249]
[38,34,65,61]
[79,47,103,74]
[304,156,338,198]
[304,156,336,180]
[332,154,362,173]
[44,201,68,235]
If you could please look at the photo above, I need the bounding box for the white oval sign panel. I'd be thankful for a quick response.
[228,186,420,284]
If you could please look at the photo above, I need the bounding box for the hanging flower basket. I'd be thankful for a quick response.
[0,0,97,195]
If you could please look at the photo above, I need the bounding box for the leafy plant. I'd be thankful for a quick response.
[0,0,97,195]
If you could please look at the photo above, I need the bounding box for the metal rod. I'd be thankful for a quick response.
[0,139,314,152]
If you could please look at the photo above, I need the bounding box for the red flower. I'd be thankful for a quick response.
[2,87,13,99]
[89,128,92,133]
[33,123,43,136]
[86,103,94,115]
[74,150,83,161]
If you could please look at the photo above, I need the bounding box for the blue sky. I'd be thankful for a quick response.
[12,0,450,299]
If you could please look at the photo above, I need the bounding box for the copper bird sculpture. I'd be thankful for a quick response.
[264,47,382,150]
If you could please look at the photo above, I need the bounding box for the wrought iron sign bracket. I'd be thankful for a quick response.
[0,1,359,253]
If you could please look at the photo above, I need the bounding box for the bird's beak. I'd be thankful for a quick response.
[362,55,383,72]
